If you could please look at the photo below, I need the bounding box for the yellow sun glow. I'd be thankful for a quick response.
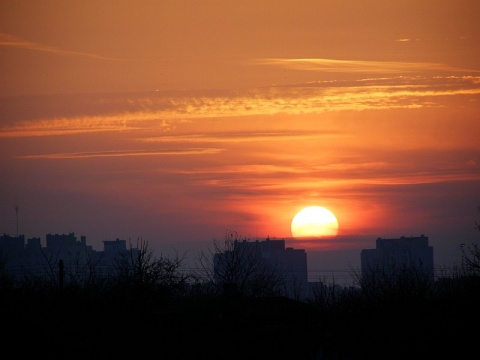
[291,206,339,238]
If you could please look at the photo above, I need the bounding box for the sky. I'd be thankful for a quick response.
[1,0,480,283]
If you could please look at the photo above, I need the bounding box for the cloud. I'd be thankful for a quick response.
[254,58,479,74]
[1,75,479,138]
[16,148,223,159]
[140,130,345,144]
[0,32,121,61]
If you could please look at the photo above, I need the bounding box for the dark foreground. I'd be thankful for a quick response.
[2,281,479,360]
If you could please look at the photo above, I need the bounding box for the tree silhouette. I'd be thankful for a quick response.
[460,206,480,275]
[109,237,190,306]
[194,230,285,299]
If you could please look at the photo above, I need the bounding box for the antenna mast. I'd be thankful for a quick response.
[14,204,19,236]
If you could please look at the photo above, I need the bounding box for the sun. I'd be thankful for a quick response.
[291,206,339,239]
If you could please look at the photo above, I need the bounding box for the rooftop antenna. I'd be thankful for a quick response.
[14,203,19,237]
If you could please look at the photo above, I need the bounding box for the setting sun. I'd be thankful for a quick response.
[291,206,339,239]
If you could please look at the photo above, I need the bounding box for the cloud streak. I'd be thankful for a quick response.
[2,75,479,138]
[140,130,346,144]
[254,58,479,74]
[0,32,122,61]
[16,148,223,159]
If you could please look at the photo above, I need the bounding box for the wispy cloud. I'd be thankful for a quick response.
[16,148,222,159]
[254,58,478,74]
[140,130,345,144]
[0,112,174,138]
[1,75,479,138]
[0,32,121,61]
[0,116,131,137]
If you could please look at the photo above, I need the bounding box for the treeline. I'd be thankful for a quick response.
[1,239,480,360]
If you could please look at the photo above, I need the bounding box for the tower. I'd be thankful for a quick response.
[14,203,19,236]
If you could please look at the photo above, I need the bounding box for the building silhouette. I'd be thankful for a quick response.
[0,232,138,283]
[1,233,309,298]
[213,237,308,299]
[361,234,435,283]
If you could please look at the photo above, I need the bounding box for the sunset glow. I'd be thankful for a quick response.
[1,0,479,273]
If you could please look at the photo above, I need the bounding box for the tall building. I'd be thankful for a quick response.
[213,238,308,299]
[361,234,434,283]
[0,233,25,278]
[0,232,137,282]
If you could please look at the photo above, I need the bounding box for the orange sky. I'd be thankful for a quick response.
[1,0,479,280]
